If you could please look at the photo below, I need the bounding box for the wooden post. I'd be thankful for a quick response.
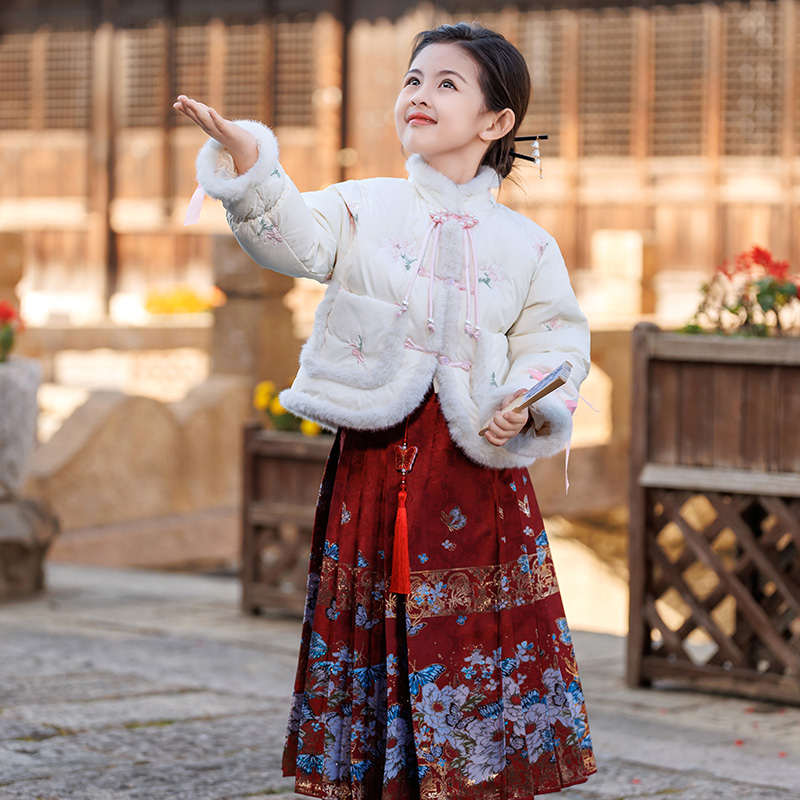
[633,8,652,234]
[160,0,179,220]
[704,3,723,266]
[626,322,658,688]
[560,10,580,270]
[89,0,118,312]
[780,0,796,263]
[240,421,259,614]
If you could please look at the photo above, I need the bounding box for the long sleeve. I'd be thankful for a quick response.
[195,120,354,283]
[497,237,590,461]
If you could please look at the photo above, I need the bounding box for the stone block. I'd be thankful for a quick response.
[210,234,303,387]
[0,232,24,307]
[0,357,41,500]
[211,296,301,387]
[171,374,252,511]
[26,392,180,530]
[0,498,59,601]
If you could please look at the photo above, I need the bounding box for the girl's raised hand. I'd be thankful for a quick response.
[173,95,258,174]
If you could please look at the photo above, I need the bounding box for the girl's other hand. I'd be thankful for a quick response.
[484,389,529,447]
[173,95,258,174]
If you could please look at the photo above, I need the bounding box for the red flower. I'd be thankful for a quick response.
[716,259,733,279]
[766,259,790,280]
[749,245,773,269]
[0,300,19,324]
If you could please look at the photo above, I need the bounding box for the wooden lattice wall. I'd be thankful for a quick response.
[1,0,800,314]
[628,324,800,704]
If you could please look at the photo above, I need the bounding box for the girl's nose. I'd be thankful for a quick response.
[409,85,429,106]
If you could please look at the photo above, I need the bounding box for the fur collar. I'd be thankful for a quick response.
[405,155,499,212]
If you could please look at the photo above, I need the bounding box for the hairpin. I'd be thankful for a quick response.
[511,135,548,179]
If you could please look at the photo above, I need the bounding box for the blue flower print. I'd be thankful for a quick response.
[456,615,467,625]
[461,716,506,783]
[324,540,339,561]
[418,682,468,744]
[535,531,549,566]
[510,481,516,492]
[357,551,369,568]
[416,580,447,615]
[303,572,320,626]
[557,617,573,646]
[325,597,339,621]
[515,641,536,663]
[383,712,412,780]
[341,502,351,525]
[442,539,456,551]
[419,553,429,563]
[517,553,531,574]
[309,632,328,659]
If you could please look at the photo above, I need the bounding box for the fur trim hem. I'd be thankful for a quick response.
[195,120,282,209]
[279,365,436,433]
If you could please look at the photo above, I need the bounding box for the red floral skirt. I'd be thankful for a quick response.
[282,391,596,800]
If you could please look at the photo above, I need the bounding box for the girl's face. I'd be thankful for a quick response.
[394,42,513,184]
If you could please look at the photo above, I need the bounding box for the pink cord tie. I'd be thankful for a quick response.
[527,368,597,493]
[404,338,472,372]
[183,185,206,226]
[398,210,482,341]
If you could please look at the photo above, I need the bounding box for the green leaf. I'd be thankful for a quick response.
[756,291,775,313]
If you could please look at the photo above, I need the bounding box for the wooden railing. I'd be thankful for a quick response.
[627,323,800,703]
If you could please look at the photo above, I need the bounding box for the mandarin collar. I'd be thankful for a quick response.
[405,155,499,212]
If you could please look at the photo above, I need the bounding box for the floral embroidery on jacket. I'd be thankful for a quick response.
[478,263,503,288]
[541,315,568,332]
[258,218,284,243]
[382,237,419,271]
[348,335,365,364]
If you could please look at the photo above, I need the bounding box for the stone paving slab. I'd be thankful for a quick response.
[0,564,798,800]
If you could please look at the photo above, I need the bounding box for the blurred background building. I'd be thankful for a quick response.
[2,0,797,327]
[0,0,797,614]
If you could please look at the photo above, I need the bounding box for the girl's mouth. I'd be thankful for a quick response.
[407,113,435,125]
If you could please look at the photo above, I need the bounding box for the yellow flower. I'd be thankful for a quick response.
[269,396,287,416]
[300,419,321,437]
[253,381,275,411]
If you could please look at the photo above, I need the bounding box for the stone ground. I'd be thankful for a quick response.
[0,564,798,800]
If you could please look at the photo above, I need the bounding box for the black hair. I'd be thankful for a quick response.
[409,22,531,179]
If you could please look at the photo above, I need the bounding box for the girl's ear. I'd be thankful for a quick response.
[480,108,516,142]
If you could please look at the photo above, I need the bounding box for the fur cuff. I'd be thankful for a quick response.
[195,120,284,220]
[503,392,573,461]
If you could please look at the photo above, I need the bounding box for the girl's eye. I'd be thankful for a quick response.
[405,77,419,87]
[441,80,456,89]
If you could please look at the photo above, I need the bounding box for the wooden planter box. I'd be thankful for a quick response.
[241,423,333,615]
[628,323,800,704]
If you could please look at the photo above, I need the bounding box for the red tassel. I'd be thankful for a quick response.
[390,488,411,594]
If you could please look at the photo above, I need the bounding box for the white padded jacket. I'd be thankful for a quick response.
[196,120,590,470]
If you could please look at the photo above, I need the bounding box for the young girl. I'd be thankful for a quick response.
[176,21,595,800]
